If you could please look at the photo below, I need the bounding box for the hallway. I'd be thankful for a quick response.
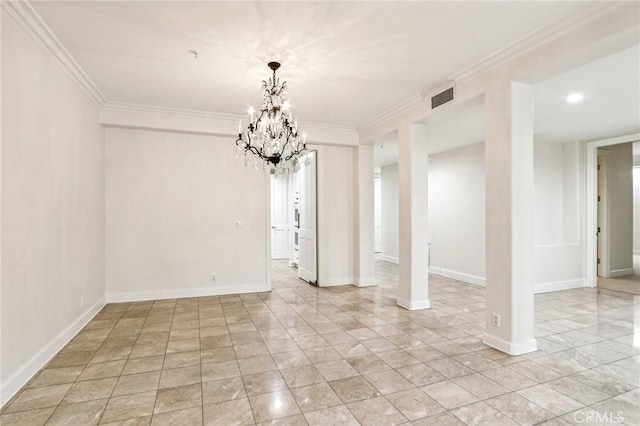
[3,261,638,425]
[598,255,640,295]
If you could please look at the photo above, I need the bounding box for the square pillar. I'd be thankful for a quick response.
[484,80,537,355]
[354,144,375,287]
[397,123,430,310]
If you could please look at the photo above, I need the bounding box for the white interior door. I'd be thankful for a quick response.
[298,152,317,284]
[271,175,290,259]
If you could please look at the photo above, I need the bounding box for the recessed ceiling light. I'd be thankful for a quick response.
[566,93,584,103]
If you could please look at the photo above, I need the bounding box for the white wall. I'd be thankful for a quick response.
[374,174,382,253]
[380,163,399,263]
[1,14,105,404]
[105,127,268,300]
[428,143,486,284]
[632,142,639,255]
[604,143,634,273]
[534,141,564,245]
[532,140,585,291]
[316,145,354,286]
[401,138,585,292]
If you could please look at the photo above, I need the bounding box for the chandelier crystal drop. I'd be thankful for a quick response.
[236,61,307,174]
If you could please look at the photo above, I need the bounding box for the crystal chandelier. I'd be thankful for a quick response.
[236,61,307,174]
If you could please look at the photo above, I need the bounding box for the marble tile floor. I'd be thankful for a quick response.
[2,260,638,425]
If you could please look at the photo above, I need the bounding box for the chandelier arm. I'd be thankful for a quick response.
[235,62,305,172]
[255,108,267,126]
[274,81,287,97]
[244,144,264,159]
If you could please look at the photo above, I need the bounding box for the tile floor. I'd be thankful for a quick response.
[2,260,639,425]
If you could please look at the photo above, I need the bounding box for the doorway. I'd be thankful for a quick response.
[270,174,291,260]
[268,151,318,286]
[588,136,640,294]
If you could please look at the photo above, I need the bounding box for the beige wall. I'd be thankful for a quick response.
[380,163,399,263]
[316,145,355,285]
[105,128,268,300]
[1,14,105,403]
[604,143,634,273]
[428,143,486,283]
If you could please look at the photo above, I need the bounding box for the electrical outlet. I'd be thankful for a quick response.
[80,296,84,308]
[492,313,501,327]
[211,274,217,282]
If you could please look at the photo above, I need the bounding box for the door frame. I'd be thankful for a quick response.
[585,132,639,287]
[596,150,609,278]
[270,174,292,260]
[265,175,272,291]
[297,150,319,285]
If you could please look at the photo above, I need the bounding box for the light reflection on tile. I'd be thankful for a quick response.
[3,259,638,425]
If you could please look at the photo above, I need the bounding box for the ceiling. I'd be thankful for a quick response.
[373,97,485,167]
[32,1,595,128]
[374,45,640,167]
[534,44,640,143]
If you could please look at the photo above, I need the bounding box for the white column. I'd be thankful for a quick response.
[483,80,537,355]
[397,123,430,310]
[354,144,376,287]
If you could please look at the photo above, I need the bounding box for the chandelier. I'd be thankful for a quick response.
[236,61,307,174]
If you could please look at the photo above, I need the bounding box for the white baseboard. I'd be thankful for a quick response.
[609,268,635,278]
[534,279,586,294]
[377,254,399,264]
[319,277,354,287]
[107,283,269,303]
[397,297,431,310]
[482,333,538,356]
[354,277,376,287]
[0,298,105,407]
[429,266,486,287]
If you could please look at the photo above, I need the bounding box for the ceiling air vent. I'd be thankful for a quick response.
[431,86,454,109]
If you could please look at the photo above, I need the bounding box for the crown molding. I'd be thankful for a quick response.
[448,1,627,82]
[100,101,358,145]
[358,2,628,137]
[101,101,358,135]
[2,0,107,105]
[101,101,240,122]
[358,94,422,133]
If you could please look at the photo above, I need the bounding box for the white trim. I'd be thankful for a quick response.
[482,333,538,356]
[1,1,106,105]
[448,2,625,82]
[0,298,105,407]
[354,277,377,287]
[609,268,635,278]
[357,2,627,139]
[534,279,585,294]
[359,94,422,134]
[396,297,431,311]
[107,283,269,303]
[597,150,610,279]
[585,133,640,288]
[378,254,399,264]
[265,174,272,292]
[100,102,358,146]
[319,277,354,287]
[428,266,486,287]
